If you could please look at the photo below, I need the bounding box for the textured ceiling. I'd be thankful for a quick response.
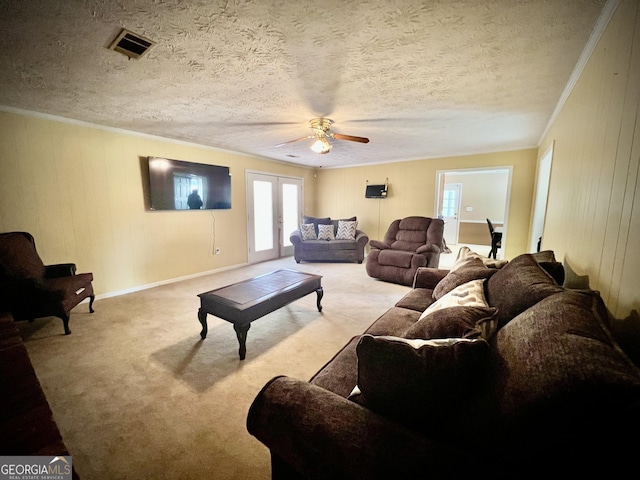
[0,0,608,168]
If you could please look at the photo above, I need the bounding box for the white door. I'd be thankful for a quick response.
[530,145,553,252]
[442,183,462,245]
[279,178,301,257]
[247,172,303,263]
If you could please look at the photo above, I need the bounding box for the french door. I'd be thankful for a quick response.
[246,172,303,264]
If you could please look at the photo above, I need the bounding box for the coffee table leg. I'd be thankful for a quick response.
[198,308,208,339]
[233,323,251,360]
[316,287,323,312]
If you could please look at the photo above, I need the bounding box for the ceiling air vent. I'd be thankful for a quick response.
[109,29,155,59]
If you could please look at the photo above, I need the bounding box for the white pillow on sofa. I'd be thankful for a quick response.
[336,220,357,240]
[317,224,335,240]
[457,246,508,268]
[419,278,489,320]
[300,223,317,240]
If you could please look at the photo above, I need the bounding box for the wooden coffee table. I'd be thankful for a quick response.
[197,269,323,360]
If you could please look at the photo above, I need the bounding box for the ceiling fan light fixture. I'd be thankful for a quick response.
[275,117,367,154]
[311,137,332,154]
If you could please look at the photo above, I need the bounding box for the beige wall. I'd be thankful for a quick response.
[0,111,315,297]
[447,171,509,223]
[539,0,639,318]
[443,170,509,244]
[458,221,503,246]
[314,149,537,260]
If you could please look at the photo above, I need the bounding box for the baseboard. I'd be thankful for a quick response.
[83,262,250,302]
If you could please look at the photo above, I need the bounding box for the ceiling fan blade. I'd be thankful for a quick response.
[332,133,370,144]
[225,121,300,127]
[274,135,314,147]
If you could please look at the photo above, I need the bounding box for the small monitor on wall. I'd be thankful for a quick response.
[365,184,387,198]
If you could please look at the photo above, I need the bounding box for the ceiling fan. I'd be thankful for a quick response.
[275,118,369,154]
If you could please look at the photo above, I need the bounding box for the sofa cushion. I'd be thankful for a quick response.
[395,288,435,313]
[403,306,497,341]
[301,240,329,251]
[300,223,317,240]
[317,224,335,240]
[473,289,640,443]
[531,250,556,262]
[336,220,357,240]
[420,278,488,320]
[332,216,357,234]
[329,240,356,251]
[378,249,413,268]
[364,307,421,337]
[303,215,332,236]
[486,253,564,329]
[527,250,565,284]
[309,335,361,398]
[433,256,496,300]
[351,335,488,432]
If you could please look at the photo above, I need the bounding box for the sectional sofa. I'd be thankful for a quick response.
[247,250,640,478]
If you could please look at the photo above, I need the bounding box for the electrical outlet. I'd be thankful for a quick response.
[215,248,221,254]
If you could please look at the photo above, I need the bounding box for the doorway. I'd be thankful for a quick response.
[436,168,511,257]
[530,144,553,252]
[246,171,303,264]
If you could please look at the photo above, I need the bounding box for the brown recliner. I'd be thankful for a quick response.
[0,232,95,335]
[366,216,444,286]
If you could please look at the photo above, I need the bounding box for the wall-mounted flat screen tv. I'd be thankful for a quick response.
[146,156,231,210]
[365,184,388,198]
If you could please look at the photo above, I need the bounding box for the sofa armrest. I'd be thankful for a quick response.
[413,267,449,289]
[369,239,389,250]
[247,376,453,479]
[45,263,77,278]
[289,230,303,246]
[355,230,369,248]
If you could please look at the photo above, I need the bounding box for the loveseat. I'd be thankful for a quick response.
[290,216,368,264]
[247,249,640,478]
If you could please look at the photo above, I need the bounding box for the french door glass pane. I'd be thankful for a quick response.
[282,183,298,248]
[442,190,455,217]
[253,180,273,252]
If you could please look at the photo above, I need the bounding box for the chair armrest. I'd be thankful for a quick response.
[413,267,449,289]
[247,376,452,479]
[45,263,77,278]
[369,240,390,250]
[416,244,441,255]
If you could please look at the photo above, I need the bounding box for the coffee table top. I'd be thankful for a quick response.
[197,269,323,359]
[198,269,321,306]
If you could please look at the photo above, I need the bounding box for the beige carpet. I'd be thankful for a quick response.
[19,256,433,479]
